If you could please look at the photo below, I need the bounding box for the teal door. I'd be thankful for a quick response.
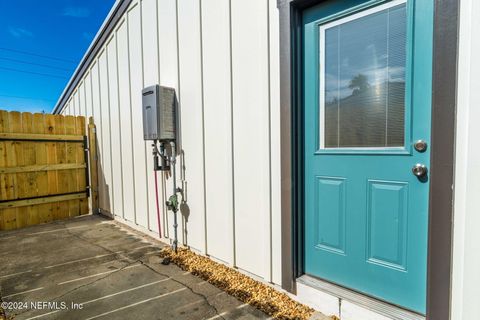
[303,0,433,313]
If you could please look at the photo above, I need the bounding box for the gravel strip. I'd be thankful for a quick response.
[160,247,322,320]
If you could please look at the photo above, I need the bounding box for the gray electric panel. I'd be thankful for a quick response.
[142,85,176,141]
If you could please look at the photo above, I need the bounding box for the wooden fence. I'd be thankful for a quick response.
[0,110,90,231]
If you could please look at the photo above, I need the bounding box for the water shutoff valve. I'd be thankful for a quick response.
[166,194,179,212]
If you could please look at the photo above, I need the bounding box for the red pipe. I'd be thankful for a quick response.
[154,170,162,238]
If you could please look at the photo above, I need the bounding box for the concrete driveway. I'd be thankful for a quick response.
[0,215,270,320]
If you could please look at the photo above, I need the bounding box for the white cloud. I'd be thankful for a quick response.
[63,7,90,18]
[8,26,33,38]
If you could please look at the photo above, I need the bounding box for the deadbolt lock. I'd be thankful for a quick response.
[414,140,428,152]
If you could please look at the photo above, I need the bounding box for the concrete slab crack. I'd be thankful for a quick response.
[136,260,226,320]
[9,260,139,318]
[62,222,225,319]
[2,218,242,320]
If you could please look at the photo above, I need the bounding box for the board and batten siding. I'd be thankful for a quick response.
[60,0,281,285]
[451,0,480,317]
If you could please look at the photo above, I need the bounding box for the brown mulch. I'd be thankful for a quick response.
[160,247,318,320]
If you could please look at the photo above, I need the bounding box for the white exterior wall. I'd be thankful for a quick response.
[54,0,480,318]
[451,0,480,318]
[202,0,234,265]
[60,0,282,285]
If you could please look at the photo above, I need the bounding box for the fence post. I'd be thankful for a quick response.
[88,117,99,214]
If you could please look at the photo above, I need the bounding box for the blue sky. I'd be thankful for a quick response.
[0,0,115,113]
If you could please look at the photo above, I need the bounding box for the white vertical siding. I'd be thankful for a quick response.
[128,3,149,228]
[157,0,178,89]
[117,19,136,223]
[157,0,179,240]
[177,0,206,252]
[78,82,85,117]
[452,0,480,318]
[269,0,282,285]
[85,72,93,119]
[141,0,159,88]
[91,62,102,152]
[71,92,77,116]
[231,0,270,278]
[58,0,282,286]
[99,51,114,213]
[86,74,93,227]
[107,36,124,219]
[65,100,71,115]
[201,0,234,265]
[91,61,104,215]
[75,89,81,116]
[141,0,161,233]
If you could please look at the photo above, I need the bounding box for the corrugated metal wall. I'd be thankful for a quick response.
[61,0,282,285]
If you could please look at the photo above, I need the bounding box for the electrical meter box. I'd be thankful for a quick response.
[142,85,176,141]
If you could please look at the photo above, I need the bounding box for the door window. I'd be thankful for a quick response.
[319,0,407,149]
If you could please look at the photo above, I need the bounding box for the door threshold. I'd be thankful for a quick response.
[297,275,425,320]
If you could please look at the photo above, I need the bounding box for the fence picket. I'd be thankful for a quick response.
[22,112,37,226]
[2,111,17,229]
[0,110,90,230]
[0,111,9,228]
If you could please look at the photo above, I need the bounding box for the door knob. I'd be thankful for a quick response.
[412,163,428,177]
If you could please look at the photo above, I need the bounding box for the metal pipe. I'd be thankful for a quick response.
[170,141,178,253]
[152,140,160,171]
[159,142,169,170]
